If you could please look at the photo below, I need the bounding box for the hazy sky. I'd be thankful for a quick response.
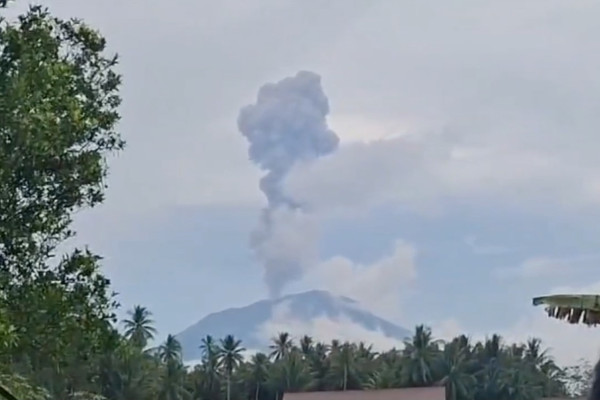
[10,0,600,365]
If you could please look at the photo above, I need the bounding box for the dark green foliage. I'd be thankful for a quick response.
[93,320,581,400]
[0,5,123,399]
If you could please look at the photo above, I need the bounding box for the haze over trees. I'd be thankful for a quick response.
[0,4,593,400]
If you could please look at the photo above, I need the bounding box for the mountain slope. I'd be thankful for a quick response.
[175,290,410,362]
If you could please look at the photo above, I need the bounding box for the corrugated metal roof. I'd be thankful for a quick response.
[283,386,446,400]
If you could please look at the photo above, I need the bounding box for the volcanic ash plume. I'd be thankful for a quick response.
[237,71,339,298]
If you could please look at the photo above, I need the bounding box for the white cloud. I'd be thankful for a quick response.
[255,266,600,368]
[270,247,600,368]
[256,297,600,368]
[255,239,418,352]
[256,300,403,352]
[18,0,600,216]
[285,130,600,216]
[430,318,466,341]
[256,308,600,368]
[432,281,600,367]
[465,235,511,256]
[7,0,599,258]
[327,114,413,144]
[505,313,600,367]
[280,1,600,217]
[301,240,417,322]
[494,254,600,280]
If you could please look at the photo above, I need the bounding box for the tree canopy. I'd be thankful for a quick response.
[0,5,123,399]
[54,314,589,400]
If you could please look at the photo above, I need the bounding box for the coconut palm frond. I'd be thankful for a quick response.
[532,294,600,326]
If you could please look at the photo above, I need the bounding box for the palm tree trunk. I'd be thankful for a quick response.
[343,365,348,391]
[226,375,231,400]
[254,383,260,400]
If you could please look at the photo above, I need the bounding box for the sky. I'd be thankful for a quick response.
[9,0,600,366]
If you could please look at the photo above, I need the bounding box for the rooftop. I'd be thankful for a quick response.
[283,387,446,400]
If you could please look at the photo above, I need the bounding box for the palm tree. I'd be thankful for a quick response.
[268,351,314,399]
[199,335,216,361]
[217,334,245,400]
[307,341,330,391]
[159,335,183,365]
[365,362,401,389]
[474,345,506,400]
[401,325,442,386]
[481,334,503,362]
[99,340,155,400]
[198,335,220,399]
[330,339,341,353]
[356,342,377,361]
[72,319,580,400]
[245,352,269,400]
[524,338,549,370]
[269,332,293,361]
[159,360,190,400]
[501,363,541,400]
[299,335,313,357]
[122,305,157,348]
[538,359,564,397]
[185,363,219,400]
[440,344,476,400]
[327,342,359,390]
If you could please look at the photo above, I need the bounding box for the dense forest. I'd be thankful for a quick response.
[0,4,593,400]
[103,305,591,400]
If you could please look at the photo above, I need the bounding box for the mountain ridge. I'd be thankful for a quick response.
[176,290,410,362]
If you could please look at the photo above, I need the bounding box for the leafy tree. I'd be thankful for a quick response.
[564,359,593,398]
[0,4,124,397]
[0,5,123,276]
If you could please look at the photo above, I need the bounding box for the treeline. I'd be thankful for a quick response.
[93,305,587,400]
[1,300,593,400]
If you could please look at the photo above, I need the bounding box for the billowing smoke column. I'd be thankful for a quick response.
[238,71,339,298]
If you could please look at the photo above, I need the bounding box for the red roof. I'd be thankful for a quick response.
[283,386,446,400]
